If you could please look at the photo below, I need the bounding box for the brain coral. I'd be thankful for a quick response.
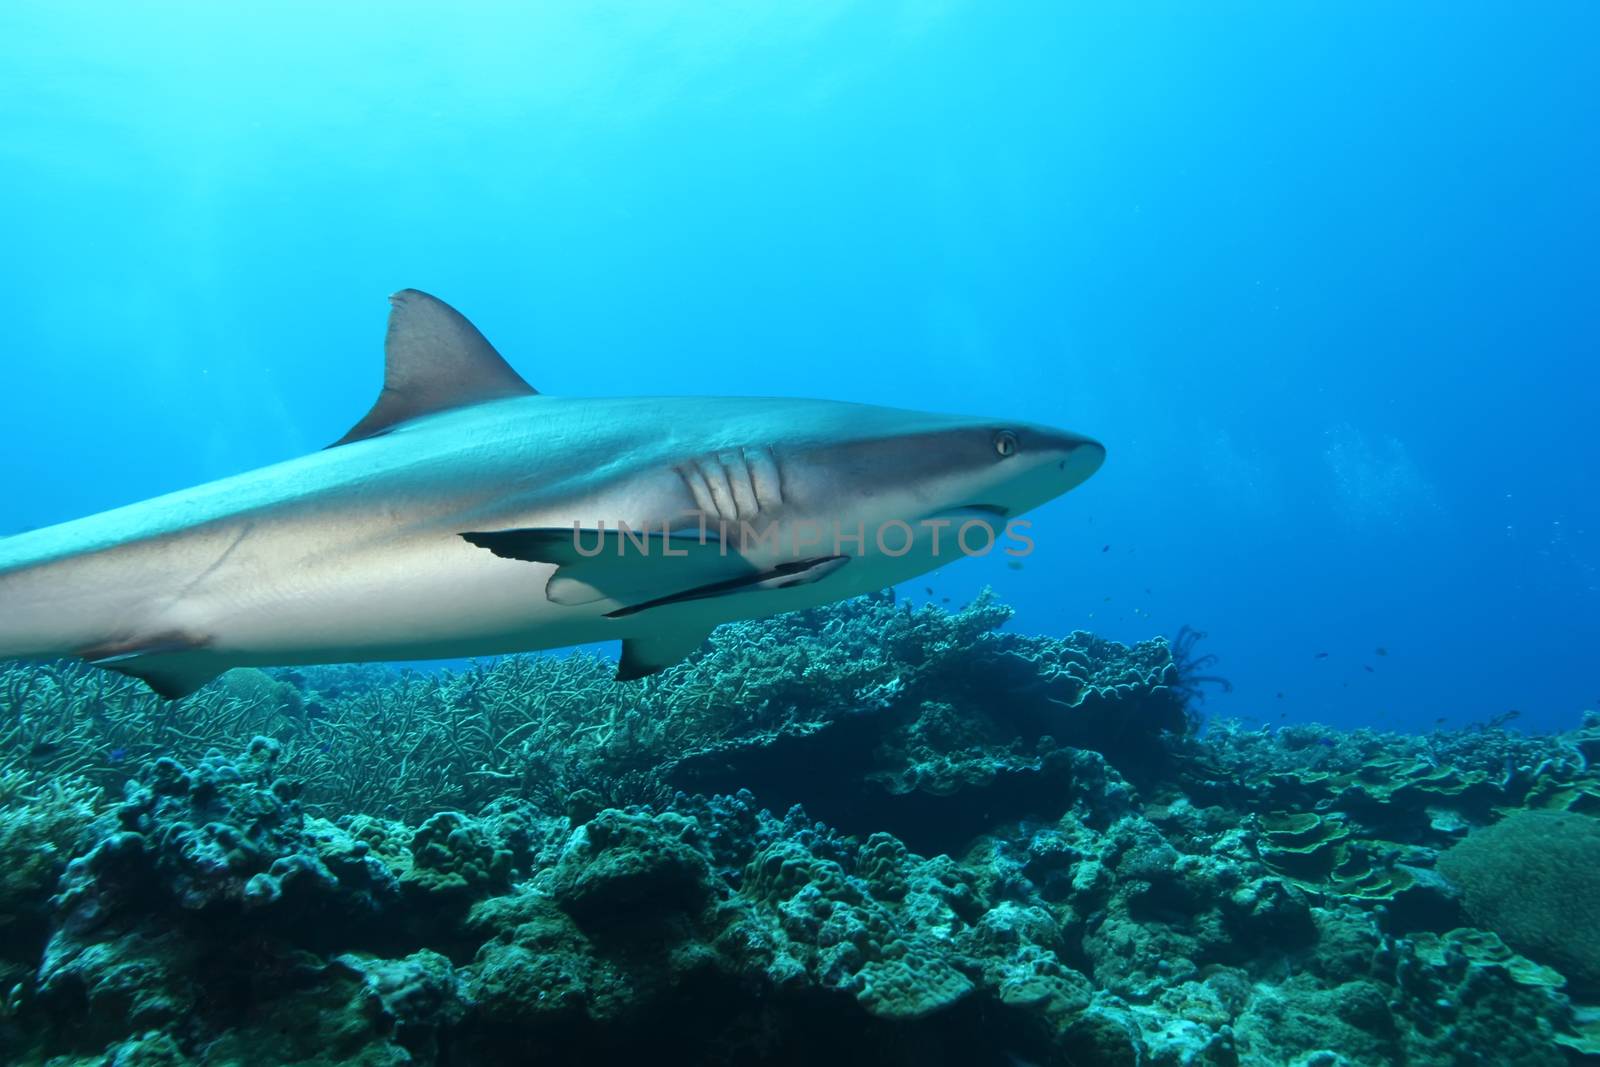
[1437,810,1600,989]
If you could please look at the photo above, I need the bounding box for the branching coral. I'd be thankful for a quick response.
[0,588,1595,1063]
[0,590,1187,826]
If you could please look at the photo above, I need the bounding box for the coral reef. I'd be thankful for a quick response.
[0,592,1596,1064]
[1438,810,1600,992]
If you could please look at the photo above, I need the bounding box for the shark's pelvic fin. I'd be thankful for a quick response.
[331,289,537,447]
[617,628,710,681]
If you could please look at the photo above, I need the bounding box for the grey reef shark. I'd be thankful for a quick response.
[0,291,1105,698]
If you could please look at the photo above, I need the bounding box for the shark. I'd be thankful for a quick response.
[0,290,1105,698]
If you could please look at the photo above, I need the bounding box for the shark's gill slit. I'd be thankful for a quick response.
[697,456,737,522]
[721,450,757,520]
[678,464,717,518]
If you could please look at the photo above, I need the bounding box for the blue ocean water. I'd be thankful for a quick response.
[1,3,1594,734]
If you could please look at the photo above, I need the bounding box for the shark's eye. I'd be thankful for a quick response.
[993,430,1019,458]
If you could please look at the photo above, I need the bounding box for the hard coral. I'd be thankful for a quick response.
[1437,810,1600,990]
[5,593,1599,1064]
[403,811,514,899]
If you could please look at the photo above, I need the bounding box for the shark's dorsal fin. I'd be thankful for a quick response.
[331,289,536,447]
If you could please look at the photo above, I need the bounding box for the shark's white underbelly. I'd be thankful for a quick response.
[0,489,952,671]
[139,523,611,664]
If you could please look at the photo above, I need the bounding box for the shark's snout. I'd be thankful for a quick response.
[1006,424,1104,495]
[1047,431,1106,491]
[953,423,1104,520]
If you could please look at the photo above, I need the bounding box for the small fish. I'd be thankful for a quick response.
[1006,560,1024,571]
[941,596,950,603]
[1363,665,1374,673]
[1314,652,1329,659]
[1434,717,1447,725]
[1276,692,1284,699]
[1279,711,1287,718]
[108,747,126,763]
[924,586,934,595]
[1375,647,1388,657]
[29,740,61,758]
[1101,544,1110,552]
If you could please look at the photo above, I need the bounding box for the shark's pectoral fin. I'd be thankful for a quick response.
[331,290,537,448]
[462,528,851,617]
[604,554,851,618]
[84,650,223,700]
[617,628,711,681]
[462,526,730,566]
[611,557,849,680]
[461,527,749,607]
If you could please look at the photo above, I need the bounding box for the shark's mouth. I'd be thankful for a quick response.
[918,502,1012,527]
